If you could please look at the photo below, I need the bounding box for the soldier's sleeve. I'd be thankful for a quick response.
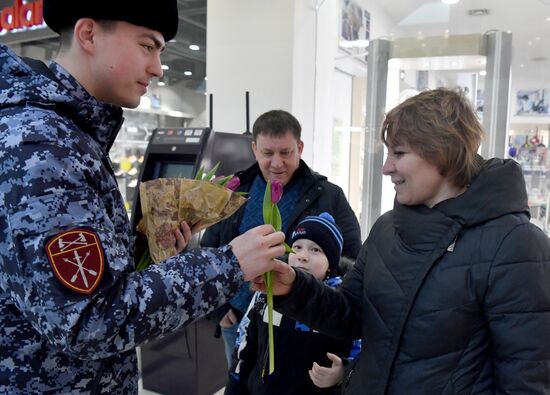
[2,138,244,359]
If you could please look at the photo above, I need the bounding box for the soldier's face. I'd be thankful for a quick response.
[90,21,164,108]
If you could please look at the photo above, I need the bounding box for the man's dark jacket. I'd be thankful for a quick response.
[201,160,361,258]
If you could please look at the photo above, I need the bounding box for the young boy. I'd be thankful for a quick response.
[224,212,356,394]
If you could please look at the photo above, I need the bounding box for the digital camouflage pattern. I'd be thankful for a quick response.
[0,43,243,394]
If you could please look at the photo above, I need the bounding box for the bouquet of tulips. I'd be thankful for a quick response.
[136,163,246,270]
[262,179,293,375]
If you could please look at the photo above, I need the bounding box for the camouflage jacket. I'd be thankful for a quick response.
[0,44,243,394]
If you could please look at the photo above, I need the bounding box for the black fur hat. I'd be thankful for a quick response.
[43,0,179,41]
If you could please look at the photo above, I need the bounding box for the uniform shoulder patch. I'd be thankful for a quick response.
[45,228,105,295]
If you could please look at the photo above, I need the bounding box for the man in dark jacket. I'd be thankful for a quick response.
[0,2,286,393]
[201,110,361,365]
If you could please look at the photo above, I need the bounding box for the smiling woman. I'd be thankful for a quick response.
[265,87,550,394]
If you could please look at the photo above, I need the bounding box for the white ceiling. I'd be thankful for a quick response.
[372,0,550,81]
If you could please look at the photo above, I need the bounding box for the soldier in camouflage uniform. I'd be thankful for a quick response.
[0,1,287,393]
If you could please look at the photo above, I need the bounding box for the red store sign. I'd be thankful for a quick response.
[0,0,43,32]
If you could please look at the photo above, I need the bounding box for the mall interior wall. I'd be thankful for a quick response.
[207,0,396,176]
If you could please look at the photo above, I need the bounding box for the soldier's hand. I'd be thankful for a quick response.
[229,224,285,280]
[250,259,296,296]
[174,221,192,254]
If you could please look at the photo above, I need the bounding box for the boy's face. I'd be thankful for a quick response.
[289,239,329,280]
[89,21,165,108]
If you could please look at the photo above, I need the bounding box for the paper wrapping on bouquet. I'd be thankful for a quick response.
[138,178,247,263]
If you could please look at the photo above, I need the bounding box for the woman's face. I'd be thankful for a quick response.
[382,143,459,207]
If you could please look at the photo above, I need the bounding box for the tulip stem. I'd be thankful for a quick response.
[264,270,275,374]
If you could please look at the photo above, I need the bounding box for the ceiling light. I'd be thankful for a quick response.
[546,17,550,21]
[441,0,459,4]
[157,81,166,86]
[184,71,192,76]
[161,65,169,70]
[189,44,200,51]
[139,96,151,109]
[479,70,487,76]
[468,8,489,16]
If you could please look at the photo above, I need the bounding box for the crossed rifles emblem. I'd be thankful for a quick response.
[45,228,105,294]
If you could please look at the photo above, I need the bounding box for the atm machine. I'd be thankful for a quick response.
[132,126,255,395]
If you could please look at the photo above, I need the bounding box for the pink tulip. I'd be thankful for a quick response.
[226,176,241,191]
[270,180,283,204]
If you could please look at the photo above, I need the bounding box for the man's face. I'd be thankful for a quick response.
[252,131,304,186]
[89,21,164,108]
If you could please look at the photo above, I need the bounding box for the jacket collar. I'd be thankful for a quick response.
[49,62,124,151]
[0,44,123,153]
[392,157,529,250]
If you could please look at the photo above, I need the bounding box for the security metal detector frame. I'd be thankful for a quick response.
[360,31,512,236]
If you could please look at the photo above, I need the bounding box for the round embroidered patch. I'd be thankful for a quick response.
[45,228,105,294]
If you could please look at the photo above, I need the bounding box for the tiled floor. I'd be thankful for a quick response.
[138,380,224,395]
[136,347,225,395]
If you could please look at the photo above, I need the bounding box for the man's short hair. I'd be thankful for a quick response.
[252,110,302,141]
[43,0,179,41]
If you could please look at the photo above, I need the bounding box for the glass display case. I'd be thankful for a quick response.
[507,117,550,233]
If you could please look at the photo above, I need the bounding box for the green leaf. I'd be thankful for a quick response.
[263,180,272,224]
[194,166,205,180]
[271,205,282,231]
[236,191,249,197]
[136,249,152,272]
[284,242,294,254]
[216,175,233,186]
[203,162,220,181]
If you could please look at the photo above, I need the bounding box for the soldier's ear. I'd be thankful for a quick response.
[73,18,97,55]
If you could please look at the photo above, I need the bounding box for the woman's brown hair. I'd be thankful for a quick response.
[381,88,484,187]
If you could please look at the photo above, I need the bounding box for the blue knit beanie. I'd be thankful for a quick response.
[289,212,343,274]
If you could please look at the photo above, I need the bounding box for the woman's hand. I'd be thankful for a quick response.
[250,259,296,296]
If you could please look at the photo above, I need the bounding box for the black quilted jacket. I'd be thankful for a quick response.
[277,158,550,394]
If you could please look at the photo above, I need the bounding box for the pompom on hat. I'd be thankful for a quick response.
[42,0,179,41]
[289,212,343,275]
